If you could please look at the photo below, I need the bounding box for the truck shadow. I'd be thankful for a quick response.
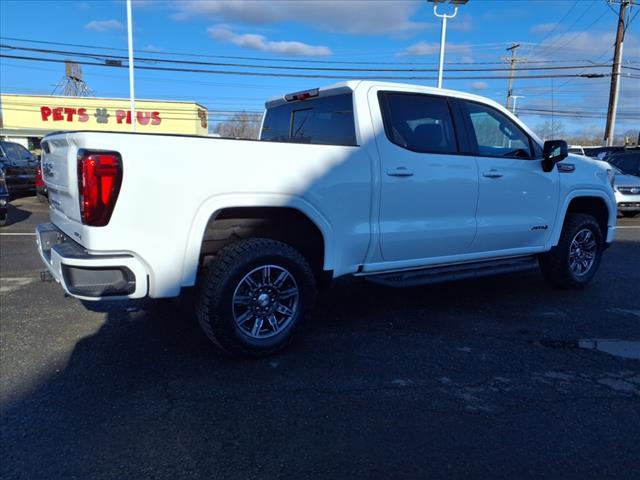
[3,236,639,479]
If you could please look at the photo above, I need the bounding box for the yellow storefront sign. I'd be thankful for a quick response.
[0,94,209,136]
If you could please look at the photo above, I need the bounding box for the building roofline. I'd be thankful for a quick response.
[0,93,207,110]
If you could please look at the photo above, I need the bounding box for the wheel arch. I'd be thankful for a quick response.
[181,194,334,287]
[547,190,615,249]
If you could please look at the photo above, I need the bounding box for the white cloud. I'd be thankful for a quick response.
[208,26,332,56]
[470,81,488,90]
[401,41,440,56]
[173,1,430,35]
[530,31,640,61]
[399,41,473,57]
[450,15,473,32]
[530,22,558,35]
[84,19,124,33]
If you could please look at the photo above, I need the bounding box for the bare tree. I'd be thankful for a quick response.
[533,120,566,141]
[214,112,263,139]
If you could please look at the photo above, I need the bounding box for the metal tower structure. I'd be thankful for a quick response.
[51,61,94,96]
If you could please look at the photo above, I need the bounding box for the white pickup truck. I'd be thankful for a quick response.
[37,81,617,356]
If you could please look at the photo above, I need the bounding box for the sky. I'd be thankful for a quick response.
[0,0,639,140]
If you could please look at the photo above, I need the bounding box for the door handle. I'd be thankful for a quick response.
[387,167,414,177]
[482,169,503,178]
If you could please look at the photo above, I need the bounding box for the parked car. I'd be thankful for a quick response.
[584,146,627,161]
[607,150,640,177]
[36,81,617,356]
[568,145,586,155]
[0,141,38,196]
[0,169,9,226]
[610,166,640,218]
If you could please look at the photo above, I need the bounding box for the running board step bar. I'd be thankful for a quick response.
[364,256,538,288]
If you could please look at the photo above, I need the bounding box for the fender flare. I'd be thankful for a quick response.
[180,193,334,287]
[545,188,616,249]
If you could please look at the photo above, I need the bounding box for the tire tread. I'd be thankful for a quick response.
[196,238,315,356]
[539,213,603,288]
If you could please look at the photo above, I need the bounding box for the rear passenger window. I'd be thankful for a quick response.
[378,92,458,154]
[261,93,357,146]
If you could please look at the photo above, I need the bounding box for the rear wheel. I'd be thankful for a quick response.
[539,213,603,288]
[196,238,316,356]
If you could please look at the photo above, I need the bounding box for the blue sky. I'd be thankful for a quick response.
[1,0,638,138]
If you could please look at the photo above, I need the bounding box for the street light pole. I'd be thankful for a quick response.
[511,95,524,115]
[126,0,136,133]
[429,0,468,89]
[433,4,457,88]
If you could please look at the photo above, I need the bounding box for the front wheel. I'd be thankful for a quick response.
[539,213,604,288]
[196,238,316,357]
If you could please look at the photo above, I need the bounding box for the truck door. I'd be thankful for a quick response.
[372,91,479,262]
[459,99,559,253]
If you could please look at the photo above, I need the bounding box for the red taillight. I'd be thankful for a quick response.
[77,150,122,226]
[35,166,44,188]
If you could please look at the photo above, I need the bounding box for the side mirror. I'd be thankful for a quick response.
[542,140,568,172]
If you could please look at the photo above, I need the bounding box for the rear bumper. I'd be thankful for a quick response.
[36,223,148,300]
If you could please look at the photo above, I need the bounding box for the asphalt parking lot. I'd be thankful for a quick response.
[1,196,639,479]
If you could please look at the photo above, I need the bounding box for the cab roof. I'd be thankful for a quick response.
[264,80,506,113]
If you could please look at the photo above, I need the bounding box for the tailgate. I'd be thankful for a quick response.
[41,134,81,222]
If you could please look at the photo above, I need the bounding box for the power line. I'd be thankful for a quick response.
[527,0,581,58]
[0,43,616,73]
[0,53,613,81]
[0,35,624,67]
[534,0,599,58]
[542,8,610,58]
[0,61,295,91]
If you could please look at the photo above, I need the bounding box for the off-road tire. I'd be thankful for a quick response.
[539,213,603,288]
[196,238,316,357]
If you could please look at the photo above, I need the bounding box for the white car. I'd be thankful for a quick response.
[568,145,586,156]
[37,81,617,356]
[612,166,640,218]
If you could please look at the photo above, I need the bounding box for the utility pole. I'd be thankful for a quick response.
[126,0,136,133]
[504,43,523,111]
[604,0,632,147]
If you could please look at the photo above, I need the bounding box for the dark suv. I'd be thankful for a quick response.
[0,141,39,196]
[607,150,640,177]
